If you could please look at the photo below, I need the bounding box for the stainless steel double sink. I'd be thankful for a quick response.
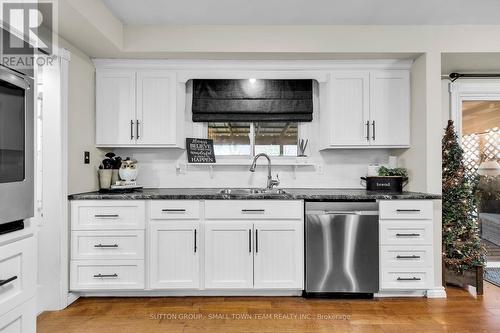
[218,188,288,196]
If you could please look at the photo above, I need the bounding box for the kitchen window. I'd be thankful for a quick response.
[208,122,298,157]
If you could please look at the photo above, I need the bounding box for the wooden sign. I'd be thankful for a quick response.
[186,138,216,163]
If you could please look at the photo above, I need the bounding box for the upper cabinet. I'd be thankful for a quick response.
[96,70,136,146]
[96,68,183,148]
[321,69,410,149]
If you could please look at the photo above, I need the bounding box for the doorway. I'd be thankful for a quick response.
[459,100,500,267]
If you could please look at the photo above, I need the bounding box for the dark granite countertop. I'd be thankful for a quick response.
[68,188,441,201]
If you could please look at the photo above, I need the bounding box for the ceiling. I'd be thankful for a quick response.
[102,0,500,25]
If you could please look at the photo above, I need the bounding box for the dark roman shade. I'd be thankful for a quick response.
[192,79,313,122]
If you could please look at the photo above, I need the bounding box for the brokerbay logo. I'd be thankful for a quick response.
[1,1,56,68]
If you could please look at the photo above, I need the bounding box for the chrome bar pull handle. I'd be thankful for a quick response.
[396,209,421,212]
[372,121,376,140]
[94,214,119,218]
[94,244,119,248]
[130,120,134,140]
[194,229,197,253]
[397,277,421,281]
[365,121,370,141]
[396,255,421,259]
[242,209,265,213]
[255,229,259,253]
[136,119,140,140]
[162,209,186,212]
[396,233,420,237]
[0,276,17,286]
[93,273,118,278]
[248,229,252,253]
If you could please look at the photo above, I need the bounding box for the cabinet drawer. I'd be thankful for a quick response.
[150,201,200,220]
[71,201,145,230]
[71,231,144,260]
[381,246,433,269]
[0,297,36,333]
[381,268,432,290]
[70,260,144,290]
[0,236,36,317]
[379,200,433,220]
[205,200,303,220]
[380,221,433,245]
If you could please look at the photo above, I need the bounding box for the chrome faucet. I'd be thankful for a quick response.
[249,153,280,190]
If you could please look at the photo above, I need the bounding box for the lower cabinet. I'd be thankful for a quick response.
[70,200,305,293]
[253,222,303,289]
[149,221,200,289]
[0,297,36,333]
[204,220,304,290]
[379,200,435,291]
[204,221,254,289]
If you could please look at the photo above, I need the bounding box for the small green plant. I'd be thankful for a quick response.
[377,166,408,178]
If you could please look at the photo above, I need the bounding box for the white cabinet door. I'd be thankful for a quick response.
[96,70,136,146]
[253,221,303,289]
[149,221,199,289]
[136,71,177,146]
[205,221,254,289]
[327,72,370,147]
[369,70,410,147]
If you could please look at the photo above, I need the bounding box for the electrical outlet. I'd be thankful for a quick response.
[84,151,90,164]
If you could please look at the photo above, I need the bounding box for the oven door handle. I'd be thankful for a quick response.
[0,68,30,90]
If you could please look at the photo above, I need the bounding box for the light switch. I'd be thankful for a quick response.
[84,151,90,164]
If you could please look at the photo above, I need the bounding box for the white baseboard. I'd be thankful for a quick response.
[375,290,426,298]
[426,287,447,298]
[66,293,79,307]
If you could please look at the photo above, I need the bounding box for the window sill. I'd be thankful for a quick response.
[187,157,314,167]
[185,157,315,179]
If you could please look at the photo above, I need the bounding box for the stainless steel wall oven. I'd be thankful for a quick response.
[0,64,34,229]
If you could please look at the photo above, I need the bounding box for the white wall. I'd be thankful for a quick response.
[60,38,103,194]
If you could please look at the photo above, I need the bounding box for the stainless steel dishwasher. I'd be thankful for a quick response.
[305,201,379,296]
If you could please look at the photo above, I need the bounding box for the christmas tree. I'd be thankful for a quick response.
[442,120,485,273]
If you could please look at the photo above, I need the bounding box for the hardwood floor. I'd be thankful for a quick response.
[38,284,500,333]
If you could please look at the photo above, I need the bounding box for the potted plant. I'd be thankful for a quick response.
[361,166,409,192]
[98,153,122,189]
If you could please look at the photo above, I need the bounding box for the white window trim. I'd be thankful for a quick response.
[450,80,500,143]
[204,122,303,159]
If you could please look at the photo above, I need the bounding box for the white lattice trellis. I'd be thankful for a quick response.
[462,133,481,177]
[462,127,500,179]
[483,127,500,161]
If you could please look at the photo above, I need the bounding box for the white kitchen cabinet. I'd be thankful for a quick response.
[96,70,136,146]
[253,221,304,289]
[95,68,182,147]
[324,72,370,146]
[136,71,178,145]
[149,221,200,289]
[204,221,254,289]
[0,297,36,333]
[369,70,410,147]
[379,200,434,291]
[322,69,410,148]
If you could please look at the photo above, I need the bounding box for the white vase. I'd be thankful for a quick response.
[119,167,138,182]
[98,169,112,189]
